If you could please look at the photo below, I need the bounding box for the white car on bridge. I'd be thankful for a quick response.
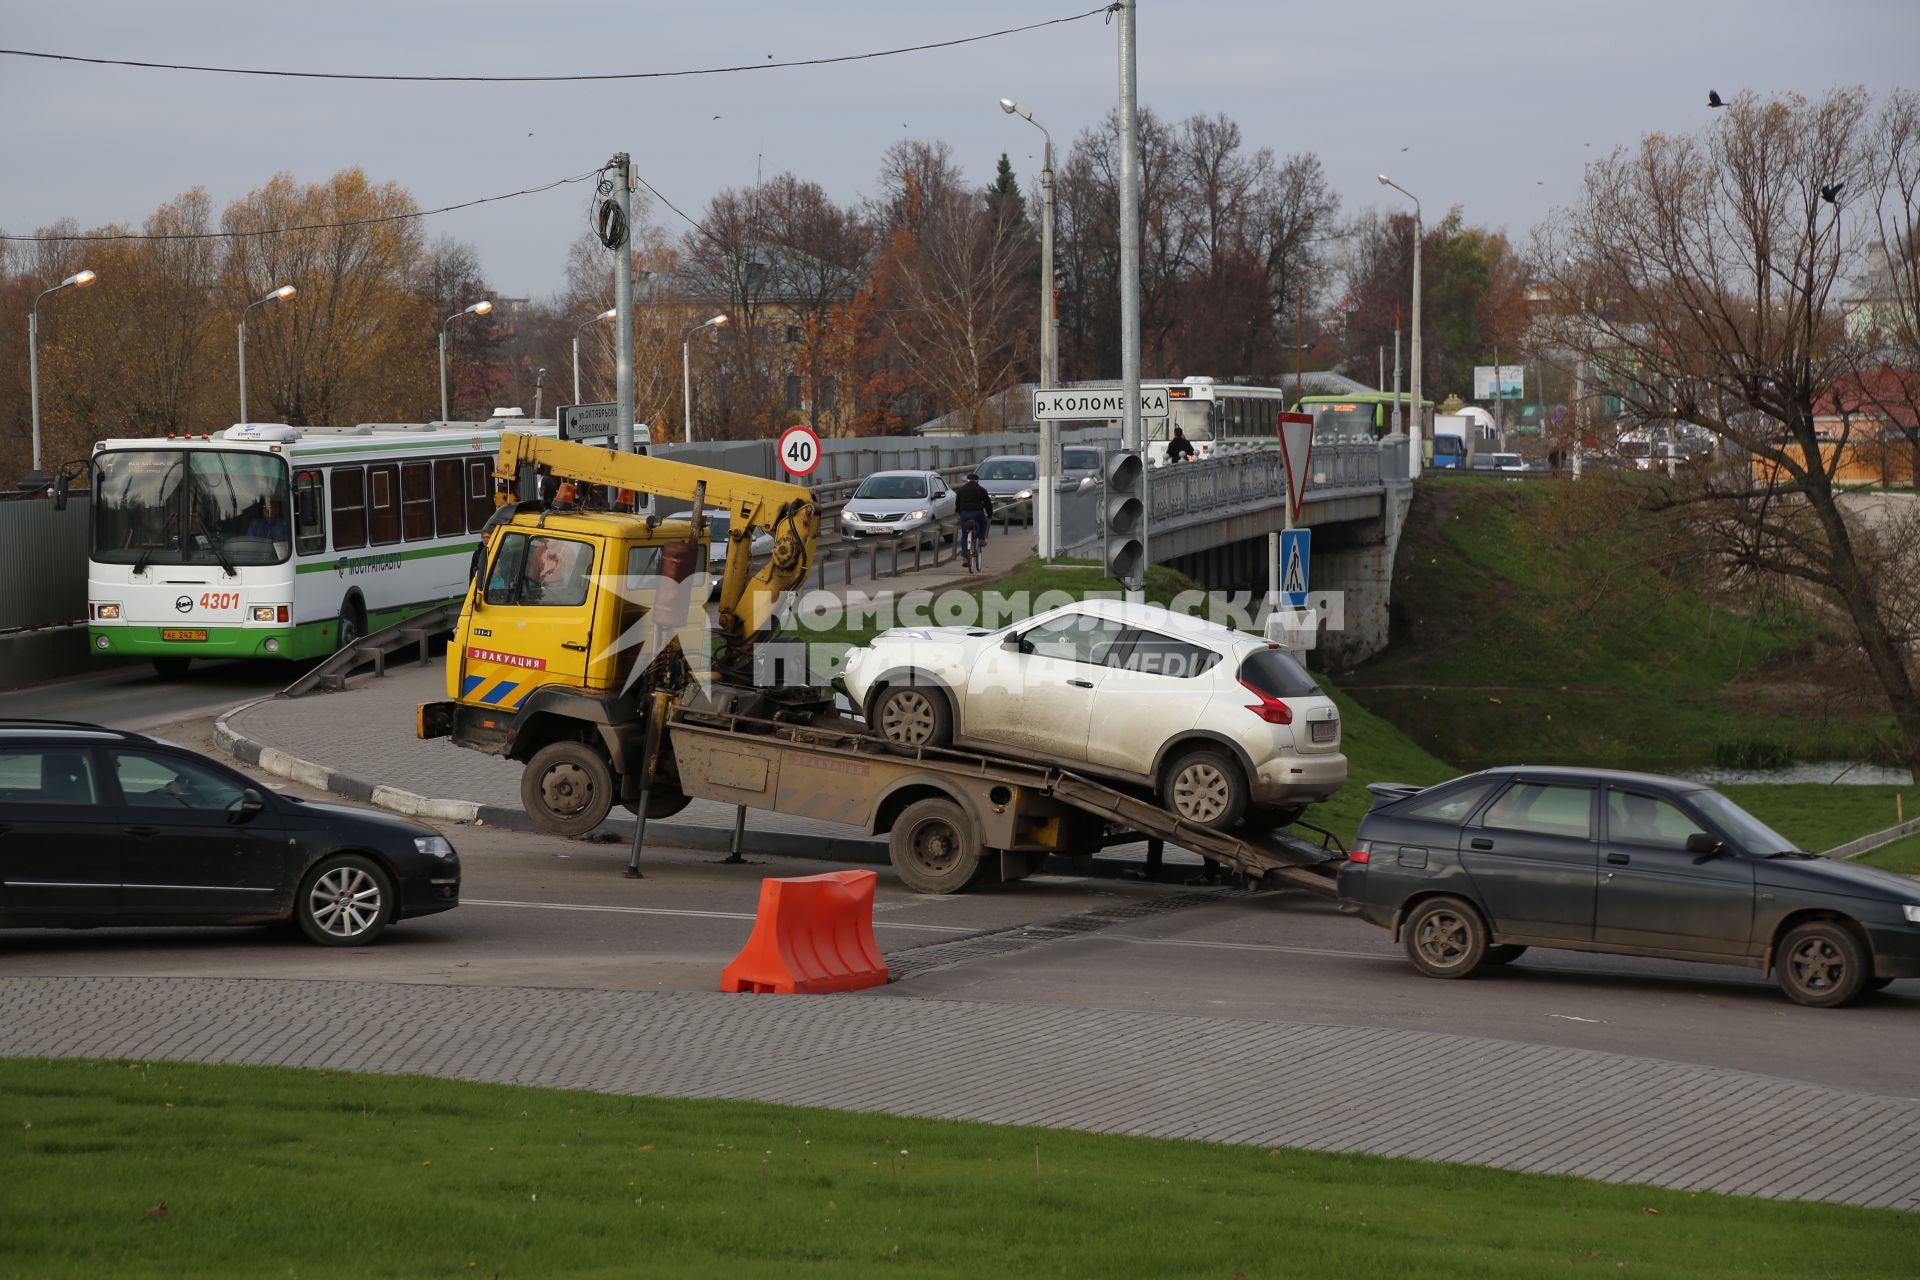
[841,599,1347,831]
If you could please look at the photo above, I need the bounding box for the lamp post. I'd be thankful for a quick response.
[1378,175,1422,465]
[237,283,296,427]
[534,367,547,421]
[681,314,728,443]
[29,268,98,471]
[440,299,494,423]
[1000,96,1058,557]
[573,307,617,404]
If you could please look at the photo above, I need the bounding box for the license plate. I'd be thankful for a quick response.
[161,629,207,642]
[1311,720,1337,743]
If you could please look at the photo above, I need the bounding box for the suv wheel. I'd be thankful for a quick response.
[1402,896,1490,979]
[1776,920,1869,1008]
[1161,748,1249,830]
[872,684,952,749]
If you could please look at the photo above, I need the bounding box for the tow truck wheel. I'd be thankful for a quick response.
[872,684,953,749]
[638,785,692,820]
[890,796,983,894]
[521,741,615,836]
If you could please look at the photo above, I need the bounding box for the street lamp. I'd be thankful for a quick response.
[237,283,296,427]
[573,307,617,404]
[28,268,98,471]
[1378,175,1423,465]
[440,299,493,423]
[1001,95,1059,557]
[682,314,728,443]
[534,367,548,421]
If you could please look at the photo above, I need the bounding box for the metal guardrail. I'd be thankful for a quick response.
[1148,445,1384,525]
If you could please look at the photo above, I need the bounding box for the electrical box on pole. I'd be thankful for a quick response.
[1103,450,1145,585]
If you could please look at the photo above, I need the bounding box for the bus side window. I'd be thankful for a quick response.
[433,459,466,538]
[368,464,400,545]
[331,467,366,551]
[401,461,434,542]
[294,469,326,556]
[466,459,495,532]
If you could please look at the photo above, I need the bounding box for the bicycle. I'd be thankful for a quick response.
[958,513,986,574]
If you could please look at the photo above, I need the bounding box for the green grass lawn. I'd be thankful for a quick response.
[4,1059,1913,1279]
[1717,784,1913,854]
[1859,832,1920,874]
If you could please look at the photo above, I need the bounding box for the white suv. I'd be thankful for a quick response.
[840,599,1347,830]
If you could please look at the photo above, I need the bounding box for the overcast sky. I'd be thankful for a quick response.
[6,1,1915,299]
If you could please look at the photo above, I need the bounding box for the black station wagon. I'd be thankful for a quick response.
[1339,766,1920,1007]
[0,720,460,945]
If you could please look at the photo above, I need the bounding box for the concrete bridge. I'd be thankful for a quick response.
[1143,437,1414,668]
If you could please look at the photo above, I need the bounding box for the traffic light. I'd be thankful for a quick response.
[1103,449,1144,585]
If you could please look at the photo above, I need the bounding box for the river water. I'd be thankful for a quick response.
[1678,762,1914,787]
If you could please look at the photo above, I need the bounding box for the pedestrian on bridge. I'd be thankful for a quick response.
[1166,427,1197,463]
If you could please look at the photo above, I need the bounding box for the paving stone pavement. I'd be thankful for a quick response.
[3,975,1916,1210]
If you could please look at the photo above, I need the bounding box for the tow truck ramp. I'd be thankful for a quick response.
[661,703,1343,897]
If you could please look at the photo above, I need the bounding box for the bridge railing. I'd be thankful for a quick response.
[1149,444,1384,525]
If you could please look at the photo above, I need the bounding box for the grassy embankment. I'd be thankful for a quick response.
[1344,475,1896,773]
[4,1058,1913,1279]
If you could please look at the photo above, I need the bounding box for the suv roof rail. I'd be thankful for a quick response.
[0,718,127,734]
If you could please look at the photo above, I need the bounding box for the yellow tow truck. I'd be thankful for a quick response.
[417,433,821,834]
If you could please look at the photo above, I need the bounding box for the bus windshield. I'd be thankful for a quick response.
[93,449,292,567]
[1309,403,1380,437]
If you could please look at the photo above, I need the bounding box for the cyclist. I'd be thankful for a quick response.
[954,472,994,572]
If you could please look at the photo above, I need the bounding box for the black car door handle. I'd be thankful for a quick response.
[1607,852,1631,865]
[125,825,160,838]
[561,641,589,652]
[1469,837,1493,850]
[1068,678,1094,688]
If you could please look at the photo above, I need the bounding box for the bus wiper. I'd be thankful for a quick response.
[196,510,238,578]
[131,546,156,576]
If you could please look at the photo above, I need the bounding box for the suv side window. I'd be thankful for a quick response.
[1114,629,1220,678]
[1021,613,1125,666]
[112,750,248,812]
[1606,788,1707,850]
[1481,782,1594,839]
[0,747,99,807]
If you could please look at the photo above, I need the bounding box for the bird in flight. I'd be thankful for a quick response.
[1821,181,1845,204]
[1708,89,1727,108]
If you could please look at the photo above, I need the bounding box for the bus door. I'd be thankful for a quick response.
[461,531,602,707]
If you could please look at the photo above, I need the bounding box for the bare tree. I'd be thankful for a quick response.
[1534,87,1920,779]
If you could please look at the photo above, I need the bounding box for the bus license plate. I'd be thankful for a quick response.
[1311,720,1337,743]
[161,629,207,642]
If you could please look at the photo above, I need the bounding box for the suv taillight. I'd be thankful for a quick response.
[1347,841,1371,864]
[1238,676,1291,725]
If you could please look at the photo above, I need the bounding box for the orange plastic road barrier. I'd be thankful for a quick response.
[721,870,889,994]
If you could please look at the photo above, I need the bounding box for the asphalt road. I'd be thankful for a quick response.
[5,678,1915,1102]
[4,714,1914,1100]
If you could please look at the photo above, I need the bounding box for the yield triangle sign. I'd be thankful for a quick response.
[1277,411,1314,521]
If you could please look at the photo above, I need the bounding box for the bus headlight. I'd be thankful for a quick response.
[252,606,277,622]
[95,603,122,620]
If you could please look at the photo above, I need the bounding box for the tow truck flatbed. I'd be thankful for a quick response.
[658,702,1343,896]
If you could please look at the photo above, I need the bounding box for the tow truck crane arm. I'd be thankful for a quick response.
[493,432,818,657]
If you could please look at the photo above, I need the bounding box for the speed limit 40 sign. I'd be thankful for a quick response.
[778,424,821,478]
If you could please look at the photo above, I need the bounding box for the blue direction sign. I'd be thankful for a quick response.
[1280,529,1311,607]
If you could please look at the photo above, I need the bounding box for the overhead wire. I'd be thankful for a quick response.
[0,170,603,242]
[0,7,1115,84]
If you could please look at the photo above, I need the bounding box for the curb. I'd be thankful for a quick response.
[212,698,890,865]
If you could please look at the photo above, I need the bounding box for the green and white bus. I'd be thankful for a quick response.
[86,420,558,675]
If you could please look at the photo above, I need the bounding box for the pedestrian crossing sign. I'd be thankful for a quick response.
[1280,530,1310,607]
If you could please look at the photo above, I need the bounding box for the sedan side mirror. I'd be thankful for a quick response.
[234,788,268,822]
[1684,832,1724,857]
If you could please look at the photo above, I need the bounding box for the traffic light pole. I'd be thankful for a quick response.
[1116,0,1145,603]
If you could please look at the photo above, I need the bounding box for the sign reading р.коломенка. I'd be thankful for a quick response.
[1032,387,1170,421]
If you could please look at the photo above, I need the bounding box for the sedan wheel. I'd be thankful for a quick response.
[872,685,952,749]
[1776,921,1869,1008]
[1402,896,1489,979]
[296,854,393,946]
